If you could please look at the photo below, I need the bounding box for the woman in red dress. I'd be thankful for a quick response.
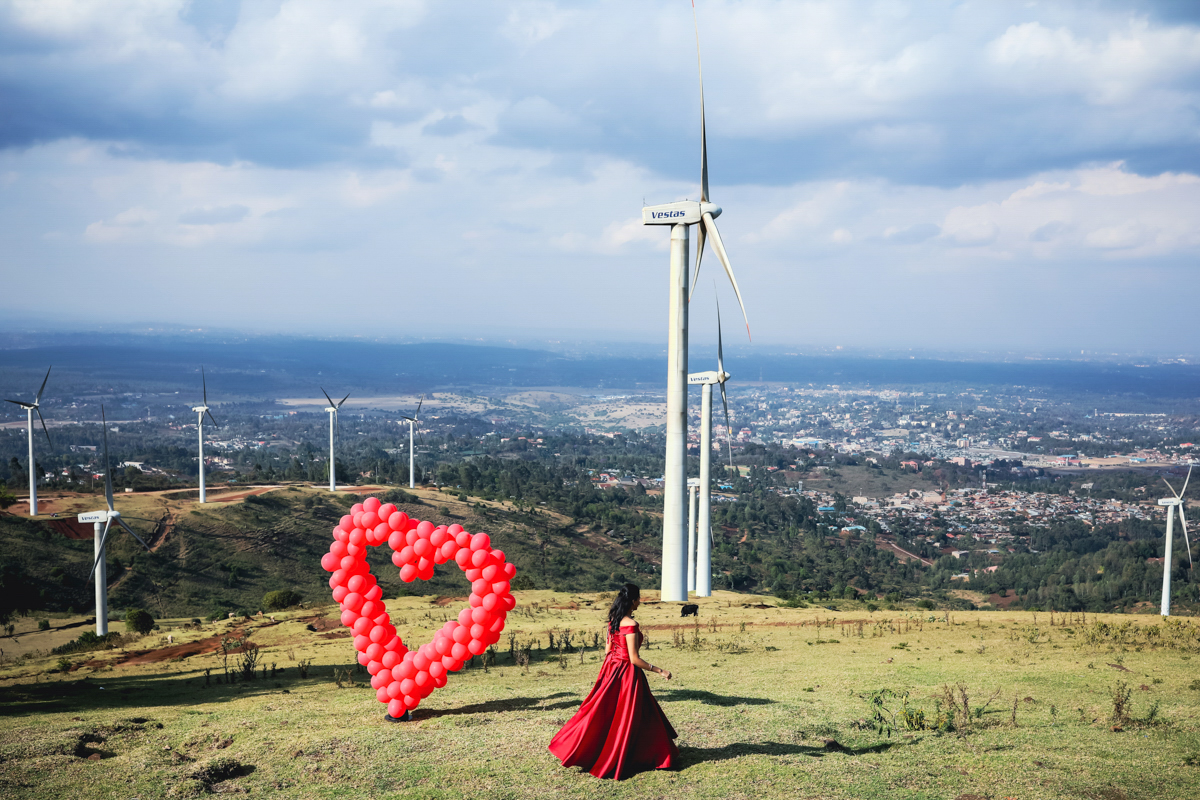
[548,583,679,779]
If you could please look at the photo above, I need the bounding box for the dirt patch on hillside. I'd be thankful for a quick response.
[432,596,469,607]
[988,592,1019,609]
[82,627,257,668]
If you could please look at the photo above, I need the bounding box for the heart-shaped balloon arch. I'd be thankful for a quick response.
[320,496,516,717]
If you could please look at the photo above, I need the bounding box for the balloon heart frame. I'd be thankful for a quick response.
[321,496,516,717]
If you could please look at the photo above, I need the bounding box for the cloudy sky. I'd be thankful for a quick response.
[2,0,1199,354]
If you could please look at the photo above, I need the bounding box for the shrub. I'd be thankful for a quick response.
[262,589,303,611]
[916,599,936,610]
[38,619,50,631]
[125,608,155,635]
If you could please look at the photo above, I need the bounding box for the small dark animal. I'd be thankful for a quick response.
[680,604,699,617]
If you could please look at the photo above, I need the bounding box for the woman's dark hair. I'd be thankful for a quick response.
[607,583,640,634]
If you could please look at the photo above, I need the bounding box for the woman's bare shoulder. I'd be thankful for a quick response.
[620,616,638,629]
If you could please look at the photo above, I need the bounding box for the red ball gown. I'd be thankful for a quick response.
[548,622,679,779]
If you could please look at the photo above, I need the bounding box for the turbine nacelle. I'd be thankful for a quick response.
[192,405,208,414]
[688,370,730,386]
[1159,498,1184,507]
[642,201,722,226]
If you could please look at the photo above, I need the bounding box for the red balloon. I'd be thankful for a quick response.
[399,564,418,582]
[468,594,482,608]
[470,550,488,568]
[330,540,349,558]
[467,639,486,655]
[448,524,464,535]
[502,594,516,611]
[388,511,408,530]
[417,565,435,581]
[454,548,471,568]
[360,600,380,619]
[492,548,506,563]
[451,642,469,660]
[470,623,485,640]
[387,682,404,700]
[430,529,446,547]
[382,650,400,669]
[321,552,340,572]
[399,678,416,696]
[365,584,383,602]
[464,568,482,582]
[440,540,457,559]
[330,569,349,588]
[363,496,381,513]
[492,581,510,596]
[403,694,419,710]
[343,592,364,612]
[470,533,491,552]
[370,625,389,644]
[388,530,407,550]
[471,606,491,625]
[357,651,370,666]
[376,686,389,702]
[455,531,472,547]
[503,563,517,579]
[395,661,416,680]
[352,617,373,636]
[351,502,365,514]
[387,699,405,718]
[360,510,379,530]
[365,643,384,662]
[481,593,498,612]
[429,661,446,679]
[354,634,370,651]
[340,609,358,627]
[339,514,354,529]
[340,555,357,571]
[345,542,365,558]
[414,670,430,688]
[332,585,349,603]
[481,564,499,581]
[416,520,435,538]
[452,626,470,644]
[433,673,448,688]
[413,539,431,558]
[399,545,416,563]
[368,662,383,678]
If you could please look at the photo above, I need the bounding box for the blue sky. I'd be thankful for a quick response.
[2,1,1199,354]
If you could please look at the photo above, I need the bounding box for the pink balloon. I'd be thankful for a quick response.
[388,530,407,550]
[413,539,431,558]
[430,529,446,547]
[414,671,430,688]
[387,699,405,718]
[403,694,419,710]
[329,541,348,559]
[406,529,420,547]
[348,528,366,546]
[488,615,506,633]
[399,564,417,582]
[416,521,435,538]
[441,654,458,669]
[360,510,379,529]
[395,661,416,680]
[330,569,349,588]
[452,626,470,644]
[391,551,405,567]
[471,550,489,568]
[388,511,408,530]
[346,574,369,593]
[332,585,349,603]
[464,568,482,582]
[455,549,472,568]
[470,533,491,551]
[481,593,498,612]
[360,600,380,619]
[481,564,499,581]
[340,609,358,627]
[458,608,473,626]
[363,496,381,513]
[448,524,464,535]
[343,590,364,611]
[470,623,485,640]
[354,634,370,651]
[370,625,389,644]
[471,606,491,625]
[365,584,383,602]
[492,581,510,596]
[468,639,486,655]
[399,678,416,696]
[440,540,457,559]
[399,545,416,564]
[429,661,446,679]
[413,652,429,671]
[502,594,516,611]
[504,563,517,579]
[358,651,370,666]
[340,555,357,571]
[339,514,354,530]
[387,681,404,700]
[492,549,506,563]
[378,502,397,519]
[451,642,469,660]
[433,673,448,688]
[468,594,482,608]
[455,531,471,547]
[382,650,400,669]
[365,643,384,661]
[346,542,365,558]
[370,523,390,545]
[352,502,365,514]
[352,617,373,636]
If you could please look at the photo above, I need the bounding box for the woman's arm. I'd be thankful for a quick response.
[625,630,672,679]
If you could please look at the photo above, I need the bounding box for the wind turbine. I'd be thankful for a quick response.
[80,407,150,636]
[322,389,350,492]
[192,368,218,503]
[687,299,734,598]
[5,367,51,516]
[1158,467,1194,616]
[400,395,423,489]
[643,4,749,603]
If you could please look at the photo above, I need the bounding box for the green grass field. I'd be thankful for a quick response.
[2,592,1199,799]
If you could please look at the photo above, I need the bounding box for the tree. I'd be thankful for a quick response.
[262,589,303,610]
[125,608,155,635]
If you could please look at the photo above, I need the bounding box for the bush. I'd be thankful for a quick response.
[916,599,936,610]
[262,589,303,611]
[125,608,155,635]
[37,619,50,631]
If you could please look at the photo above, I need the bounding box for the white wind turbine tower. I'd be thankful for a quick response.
[400,395,424,489]
[1158,467,1194,616]
[687,300,734,597]
[192,368,219,503]
[321,388,350,492]
[5,367,51,516]
[81,407,151,636]
[642,6,749,602]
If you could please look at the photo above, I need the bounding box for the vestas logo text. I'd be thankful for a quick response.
[651,210,687,219]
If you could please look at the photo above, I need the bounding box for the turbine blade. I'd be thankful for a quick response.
[688,221,706,303]
[1179,507,1195,570]
[1176,510,1195,573]
[202,366,208,406]
[702,212,750,341]
[321,387,336,408]
[339,392,351,408]
[102,406,115,511]
[5,399,31,407]
[716,295,725,375]
[415,395,423,418]
[206,409,218,429]
[693,0,708,204]
[89,518,114,581]
[1164,477,1181,500]
[1184,465,1192,497]
[118,517,151,551]
[36,407,51,447]
[720,380,733,470]
[36,366,51,405]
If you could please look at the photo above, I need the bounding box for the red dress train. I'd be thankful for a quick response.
[548,623,679,779]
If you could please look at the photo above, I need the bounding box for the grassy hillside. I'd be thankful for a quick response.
[1,596,1198,799]
[0,486,660,620]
